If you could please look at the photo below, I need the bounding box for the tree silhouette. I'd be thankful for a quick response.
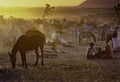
[42,4,54,19]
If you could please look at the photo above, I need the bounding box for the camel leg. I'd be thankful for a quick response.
[40,46,44,65]
[79,34,81,44]
[24,53,27,68]
[75,33,78,43]
[72,33,74,43]
[20,51,27,68]
[35,48,39,66]
[20,51,24,67]
[79,36,80,44]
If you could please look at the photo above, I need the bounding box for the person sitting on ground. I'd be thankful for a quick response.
[87,42,96,59]
[102,45,113,59]
[51,39,60,53]
[94,47,103,59]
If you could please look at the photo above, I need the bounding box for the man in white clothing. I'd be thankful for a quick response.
[112,27,120,49]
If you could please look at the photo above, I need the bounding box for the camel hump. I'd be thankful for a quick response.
[25,30,44,37]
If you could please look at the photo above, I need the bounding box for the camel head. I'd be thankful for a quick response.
[8,52,16,68]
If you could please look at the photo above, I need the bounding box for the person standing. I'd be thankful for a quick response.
[112,27,120,49]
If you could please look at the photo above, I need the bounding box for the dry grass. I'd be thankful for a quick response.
[0,33,120,82]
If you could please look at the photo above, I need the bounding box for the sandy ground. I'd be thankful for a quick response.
[0,32,120,82]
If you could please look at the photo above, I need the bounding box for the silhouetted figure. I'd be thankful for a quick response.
[112,27,120,49]
[8,30,46,68]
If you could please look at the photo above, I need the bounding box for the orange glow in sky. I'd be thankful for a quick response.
[0,0,86,7]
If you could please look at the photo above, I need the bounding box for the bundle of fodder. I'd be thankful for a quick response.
[56,37,73,47]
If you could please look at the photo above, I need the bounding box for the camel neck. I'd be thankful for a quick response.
[11,45,18,56]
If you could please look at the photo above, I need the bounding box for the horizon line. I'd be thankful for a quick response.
[0,5,80,8]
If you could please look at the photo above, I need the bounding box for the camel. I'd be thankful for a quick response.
[8,30,46,68]
[79,31,96,43]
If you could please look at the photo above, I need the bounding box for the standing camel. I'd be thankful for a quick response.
[8,30,46,68]
[79,31,96,43]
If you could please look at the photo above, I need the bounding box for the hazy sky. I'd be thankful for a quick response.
[0,0,86,7]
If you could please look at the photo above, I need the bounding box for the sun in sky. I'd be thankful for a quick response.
[0,0,86,7]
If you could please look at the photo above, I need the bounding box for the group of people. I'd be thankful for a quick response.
[87,26,120,59]
[87,42,112,59]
